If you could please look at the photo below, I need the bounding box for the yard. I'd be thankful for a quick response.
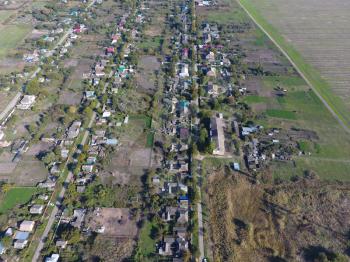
[137,220,157,261]
[0,187,37,214]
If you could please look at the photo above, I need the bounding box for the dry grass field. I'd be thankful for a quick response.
[240,0,350,127]
[206,171,350,262]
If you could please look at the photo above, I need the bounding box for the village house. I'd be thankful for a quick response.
[30,204,44,215]
[162,206,178,221]
[95,63,105,77]
[85,90,96,100]
[56,240,68,249]
[14,239,28,249]
[71,209,86,228]
[106,46,115,55]
[210,116,225,156]
[206,82,220,96]
[67,121,81,139]
[17,95,36,110]
[158,237,176,256]
[45,254,60,262]
[179,63,189,78]
[0,242,5,255]
[19,220,35,232]
[73,24,86,34]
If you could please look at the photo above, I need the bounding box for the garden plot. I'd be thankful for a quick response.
[58,90,82,105]
[136,55,160,93]
[0,154,47,186]
[102,116,155,183]
[88,236,134,262]
[85,208,138,238]
[25,141,53,157]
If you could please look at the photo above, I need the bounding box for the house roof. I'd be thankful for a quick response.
[0,242,5,253]
[14,231,30,240]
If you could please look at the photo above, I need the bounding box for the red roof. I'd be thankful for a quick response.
[112,35,119,40]
[106,47,115,53]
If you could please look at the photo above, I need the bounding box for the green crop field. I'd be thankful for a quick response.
[0,25,32,58]
[0,187,37,214]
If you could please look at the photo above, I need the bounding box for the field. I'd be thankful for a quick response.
[205,172,350,262]
[0,152,48,186]
[86,208,138,237]
[0,187,37,214]
[0,10,15,23]
[0,24,32,58]
[238,0,350,130]
[196,0,350,180]
[102,115,155,184]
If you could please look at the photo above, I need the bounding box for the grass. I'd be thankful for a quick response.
[0,24,32,58]
[206,7,248,24]
[266,109,296,120]
[129,115,152,128]
[238,0,350,129]
[138,220,156,259]
[138,36,162,50]
[0,10,15,23]
[243,95,267,104]
[272,158,350,181]
[146,132,154,148]
[0,187,37,214]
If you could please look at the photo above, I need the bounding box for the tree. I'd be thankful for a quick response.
[199,127,208,145]
[42,151,56,165]
[68,106,77,114]
[26,78,40,95]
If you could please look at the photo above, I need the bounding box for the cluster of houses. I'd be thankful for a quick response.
[23,9,84,63]
[0,193,49,253]
[37,7,146,260]
[194,15,302,171]
[152,3,194,259]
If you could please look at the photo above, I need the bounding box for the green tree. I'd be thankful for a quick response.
[26,78,40,95]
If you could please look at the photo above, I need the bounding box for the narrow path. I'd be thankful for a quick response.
[237,0,350,134]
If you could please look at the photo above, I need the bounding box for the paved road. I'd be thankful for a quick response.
[0,92,21,123]
[237,0,350,134]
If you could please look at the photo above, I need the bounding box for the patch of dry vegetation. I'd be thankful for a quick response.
[207,172,350,261]
[89,235,134,261]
